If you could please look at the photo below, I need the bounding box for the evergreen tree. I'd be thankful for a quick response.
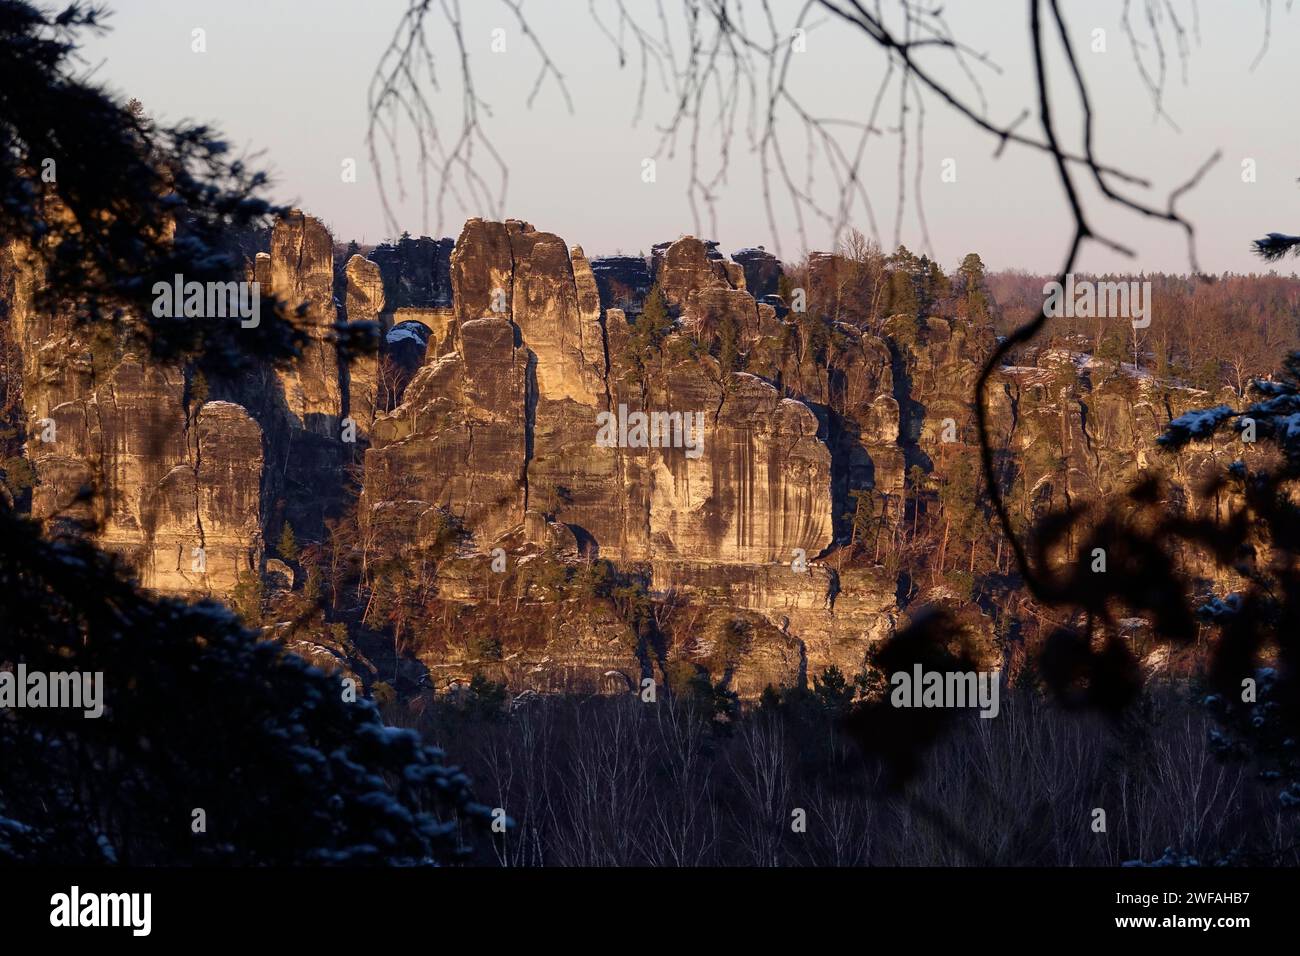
[277,520,299,562]
[846,488,875,546]
[883,246,922,318]
[638,281,673,345]
[957,252,990,322]
[777,272,795,304]
[625,281,674,379]
[717,310,743,376]
[917,255,950,316]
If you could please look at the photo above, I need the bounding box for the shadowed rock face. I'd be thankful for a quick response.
[370,234,454,309]
[590,254,652,315]
[731,247,783,299]
[385,320,431,370]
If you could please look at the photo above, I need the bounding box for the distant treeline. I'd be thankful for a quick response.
[789,231,1300,393]
[988,270,1300,392]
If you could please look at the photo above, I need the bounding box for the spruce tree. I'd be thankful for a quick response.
[277,520,299,562]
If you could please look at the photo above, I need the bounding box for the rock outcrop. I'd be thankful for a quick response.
[2,240,264,596]
[2,210,1256,700]
[270,211,341,436]
[365,222,834,573]
[343,253,387,434]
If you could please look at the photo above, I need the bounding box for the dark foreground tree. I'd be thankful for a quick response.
[0,504,490,864]
[0,0,380,367]
[0,1,463,863]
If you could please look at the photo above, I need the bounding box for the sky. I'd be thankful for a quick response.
[79,0,1300,274]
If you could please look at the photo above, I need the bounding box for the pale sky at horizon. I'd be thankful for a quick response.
[79,0,1300,275]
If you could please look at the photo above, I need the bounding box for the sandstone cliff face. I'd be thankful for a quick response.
[366,314,529,547]
[270,211,340,436]
[986,347,1257,589]
[3,210,1257,699]
[188,400,265,593]
[350,222,849,689]
[365,223,835,579]
[364,223,832,634]
[653,236,743,306]
[2,240,264,596]
[343,253,386,434]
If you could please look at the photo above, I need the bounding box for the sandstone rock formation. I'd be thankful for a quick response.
[2,209,1257,700]
[343,253,387,434]
[2,240,264,596]
[366,222,834,571]
[270,211,341,436]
